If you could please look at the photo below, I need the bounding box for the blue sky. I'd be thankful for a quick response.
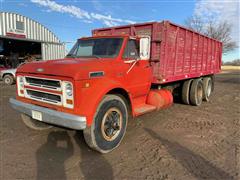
[1,0,239,61]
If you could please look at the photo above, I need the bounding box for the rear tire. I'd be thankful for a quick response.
[3,75,14,85]
[181,79,193,105]
[83,95,128,153]
[211,75,215,92]
[190,79,203,106]
[21,113,52,130]
[203,77,213,102]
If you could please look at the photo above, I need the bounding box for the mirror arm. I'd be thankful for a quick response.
[124,59,136,64]
[126,59,138,74]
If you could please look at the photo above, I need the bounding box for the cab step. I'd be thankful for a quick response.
[134,104,156,116]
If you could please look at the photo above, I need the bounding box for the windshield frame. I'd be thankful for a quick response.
[66,37,124,59]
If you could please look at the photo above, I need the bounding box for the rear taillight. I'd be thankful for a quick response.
[17,76,25,97]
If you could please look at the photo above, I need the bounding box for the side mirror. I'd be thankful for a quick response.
[140,36,151,60]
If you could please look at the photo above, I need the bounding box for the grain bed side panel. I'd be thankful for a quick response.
[154,22,222,84]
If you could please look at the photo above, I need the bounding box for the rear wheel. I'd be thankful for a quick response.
[83,95,128,153]
[190,79,203,106]
[203,77,213,102]
[3,75,14,85]
[181,79,193,105]
[21,113,52,130]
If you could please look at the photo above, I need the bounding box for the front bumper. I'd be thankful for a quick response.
[9,98,87,130]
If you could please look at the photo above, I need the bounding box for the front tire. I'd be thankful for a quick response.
[21,113,52,130]
[83,95,128,153]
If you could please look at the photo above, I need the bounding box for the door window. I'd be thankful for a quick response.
[123,39,139,59]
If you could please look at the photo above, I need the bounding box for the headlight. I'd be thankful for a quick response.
[19,77,24,88]
[65,83,73,96]
[17,76,25,97]
[62,81,74,109]
[19,76,24,82]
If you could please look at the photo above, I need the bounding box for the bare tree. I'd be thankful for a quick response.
[185,16,237,53]
[185,15,206,33]
[223,59,240,66]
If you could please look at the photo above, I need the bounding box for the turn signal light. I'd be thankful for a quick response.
[66,99,73,105]
[84,82,90,88]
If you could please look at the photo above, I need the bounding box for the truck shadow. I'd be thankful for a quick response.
[36,130,113,180]
[74,131,113,180]
[144,128,233,180]
[36,131,73,180]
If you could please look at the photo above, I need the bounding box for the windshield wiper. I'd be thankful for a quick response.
[91,55,101,59]
[77,55,101,59]
[66,54,77,58]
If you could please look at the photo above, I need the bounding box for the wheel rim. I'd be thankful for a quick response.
[101,107,123,141]
[197,83,203,103]
[4,78,11,84]
[207,81,212,97]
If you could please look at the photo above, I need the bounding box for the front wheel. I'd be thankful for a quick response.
[83,95,128,153]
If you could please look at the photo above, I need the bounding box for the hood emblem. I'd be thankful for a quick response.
[36,68,44,72]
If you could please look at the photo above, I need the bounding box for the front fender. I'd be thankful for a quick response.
[75,78,128,126]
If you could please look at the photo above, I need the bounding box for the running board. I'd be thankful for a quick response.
[134,104,156,116]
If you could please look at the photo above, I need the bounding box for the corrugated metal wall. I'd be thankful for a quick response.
[0,12,66,60]
[42,43,66,60]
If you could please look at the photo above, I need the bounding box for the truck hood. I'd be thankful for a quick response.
[17,58,113,80]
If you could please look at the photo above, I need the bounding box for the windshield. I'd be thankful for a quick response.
[66,38,123,59]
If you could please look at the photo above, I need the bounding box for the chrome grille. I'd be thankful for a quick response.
[25,89,62,105]
[23,76,64,106]
[25,76,61,90]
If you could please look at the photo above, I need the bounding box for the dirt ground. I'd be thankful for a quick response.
[0,71,239,180]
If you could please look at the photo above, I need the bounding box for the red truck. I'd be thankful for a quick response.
[10,21,222,153]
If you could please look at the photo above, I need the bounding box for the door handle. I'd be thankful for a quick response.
[116,72,124,77]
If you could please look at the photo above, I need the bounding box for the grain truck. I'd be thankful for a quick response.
[10,21,222,153]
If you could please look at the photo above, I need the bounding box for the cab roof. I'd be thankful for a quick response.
[78,34,130,40]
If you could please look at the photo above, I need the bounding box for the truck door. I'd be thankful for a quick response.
[123,39,152,97]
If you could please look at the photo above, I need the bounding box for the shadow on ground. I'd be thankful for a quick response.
[145,128,234,180]
[36,131,73,179]
[36,131,113,180]
[74,131,113,180]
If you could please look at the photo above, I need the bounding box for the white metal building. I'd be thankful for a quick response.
[0,12,66,61]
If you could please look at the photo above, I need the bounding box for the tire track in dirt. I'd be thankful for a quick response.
[144,128,236,180]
